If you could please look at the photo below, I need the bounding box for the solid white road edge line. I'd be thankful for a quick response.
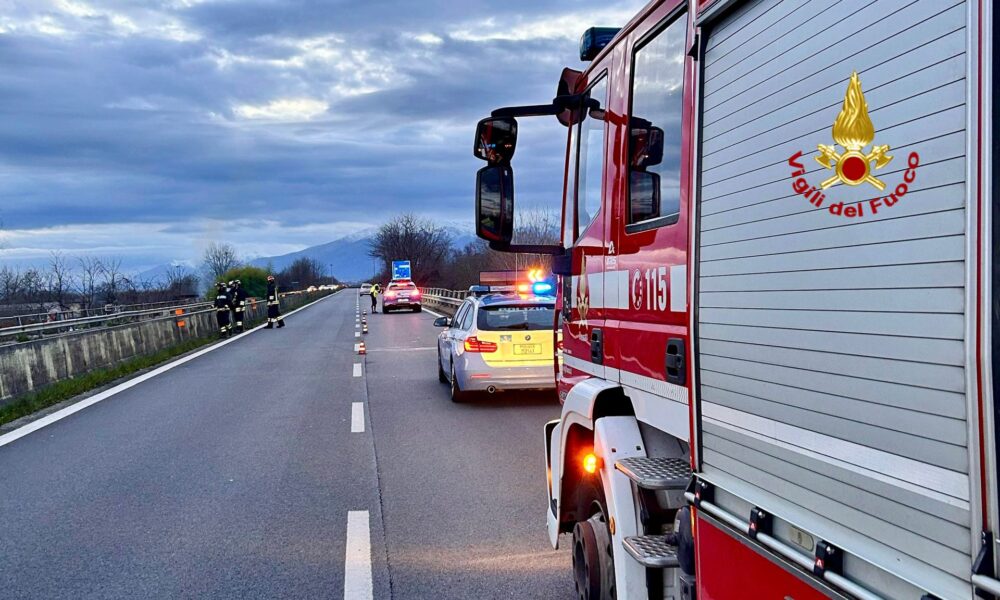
[353,363,362,378]
[422,307,446,319]
[344,510,373,600]
[0,290,342,449]
[351,402,364,433]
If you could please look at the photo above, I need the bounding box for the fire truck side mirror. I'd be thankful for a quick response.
[476,164,514,245]
[551,253,572,277]
[473,117,518,163]
[630,123,664,168]
[630,170,661,222]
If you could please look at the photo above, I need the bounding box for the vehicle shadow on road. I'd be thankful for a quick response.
[457,390,558,409]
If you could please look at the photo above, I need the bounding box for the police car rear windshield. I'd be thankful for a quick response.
[477,304,554,331]
[388,282,416,289]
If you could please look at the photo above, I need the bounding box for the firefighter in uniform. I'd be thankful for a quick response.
[214,281,232,337]
[231,279,248,333]
[265,275,284,328]
[370,283,380,313]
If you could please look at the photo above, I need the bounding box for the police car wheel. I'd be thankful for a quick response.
[450,363,466,403]
[413,306,422,313]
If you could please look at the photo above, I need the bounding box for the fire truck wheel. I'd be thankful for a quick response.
[572,512,616,600]
[450,363,468,403]
[438,351,449,383]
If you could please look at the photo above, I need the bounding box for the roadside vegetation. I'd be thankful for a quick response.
[368,210,560,289]
[203,243,336,300]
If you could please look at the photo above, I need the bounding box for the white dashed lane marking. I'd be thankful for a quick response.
[351,402,365,433]
[344,511,373,599]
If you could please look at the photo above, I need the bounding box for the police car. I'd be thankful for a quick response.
[434,282,557,402]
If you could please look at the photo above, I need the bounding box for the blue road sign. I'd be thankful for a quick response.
[392,260,411,280]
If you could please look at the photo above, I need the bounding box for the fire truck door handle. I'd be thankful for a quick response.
[665,338,686,385]
[590,329,603,365]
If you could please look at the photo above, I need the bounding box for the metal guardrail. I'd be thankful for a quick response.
[0,301,215,342]
[420,288,468,310]
[0,298,207,330]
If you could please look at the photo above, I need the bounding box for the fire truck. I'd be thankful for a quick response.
[471,0,994,598]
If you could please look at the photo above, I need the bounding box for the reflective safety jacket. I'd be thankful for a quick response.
[232,286,248,307]
[214,291,230,311]
[266,281,279,305]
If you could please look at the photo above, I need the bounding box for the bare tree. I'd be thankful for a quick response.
[163,264,190,288]
[368,214,453,285]
[479,207,561,273]
[20,268,45,310]
[0,265,22,304]
[99,257,124,305]
[202,242,240,282]
[47,251,72,309]
[75,256,102,308]
[278,257,327,288]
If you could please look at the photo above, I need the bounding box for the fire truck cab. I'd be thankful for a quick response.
[473,0,994,598]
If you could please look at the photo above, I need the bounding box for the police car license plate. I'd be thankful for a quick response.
[514,344,542,355]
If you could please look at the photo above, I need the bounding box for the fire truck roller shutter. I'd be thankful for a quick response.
[695,0,972,599]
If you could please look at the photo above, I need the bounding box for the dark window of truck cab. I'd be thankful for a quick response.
[564,72,608,247]
[627,15,685,231]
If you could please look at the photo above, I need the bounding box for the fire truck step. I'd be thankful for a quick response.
[622,535,679,569]
[614,456,691,490]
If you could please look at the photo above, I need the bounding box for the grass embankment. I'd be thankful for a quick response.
[0,289,337,428]
[0,336,216,427]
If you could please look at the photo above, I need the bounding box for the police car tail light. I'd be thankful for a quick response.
[385,290,397,298]
[464,337,497,353]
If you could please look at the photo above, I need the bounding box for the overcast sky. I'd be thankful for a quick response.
[0,0,645,272]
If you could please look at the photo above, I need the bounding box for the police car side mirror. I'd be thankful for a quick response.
[433,317,451,328]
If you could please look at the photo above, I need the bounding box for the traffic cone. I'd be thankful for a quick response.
[358,342,367,355]
[362,323,369,334]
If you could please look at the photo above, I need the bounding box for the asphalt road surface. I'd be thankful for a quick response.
[0,291,571,599]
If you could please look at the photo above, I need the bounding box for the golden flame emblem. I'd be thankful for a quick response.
[815,72,892,190]
[577,254,589,322]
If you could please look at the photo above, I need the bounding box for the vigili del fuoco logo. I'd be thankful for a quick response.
[788,71,920,219]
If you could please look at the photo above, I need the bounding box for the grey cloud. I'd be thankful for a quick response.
[1,0,644,268]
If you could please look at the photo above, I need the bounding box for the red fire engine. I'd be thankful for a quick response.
[472,0,995,598]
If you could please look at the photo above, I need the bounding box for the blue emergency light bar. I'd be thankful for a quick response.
[532,281,554,295]
[580,27,620,61]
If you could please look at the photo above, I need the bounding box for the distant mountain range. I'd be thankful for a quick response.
[135,260,197,283]
[249,226,478,283]
[135,226,478,285]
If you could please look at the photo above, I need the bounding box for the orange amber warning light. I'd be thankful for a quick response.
[583,453,602,474]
